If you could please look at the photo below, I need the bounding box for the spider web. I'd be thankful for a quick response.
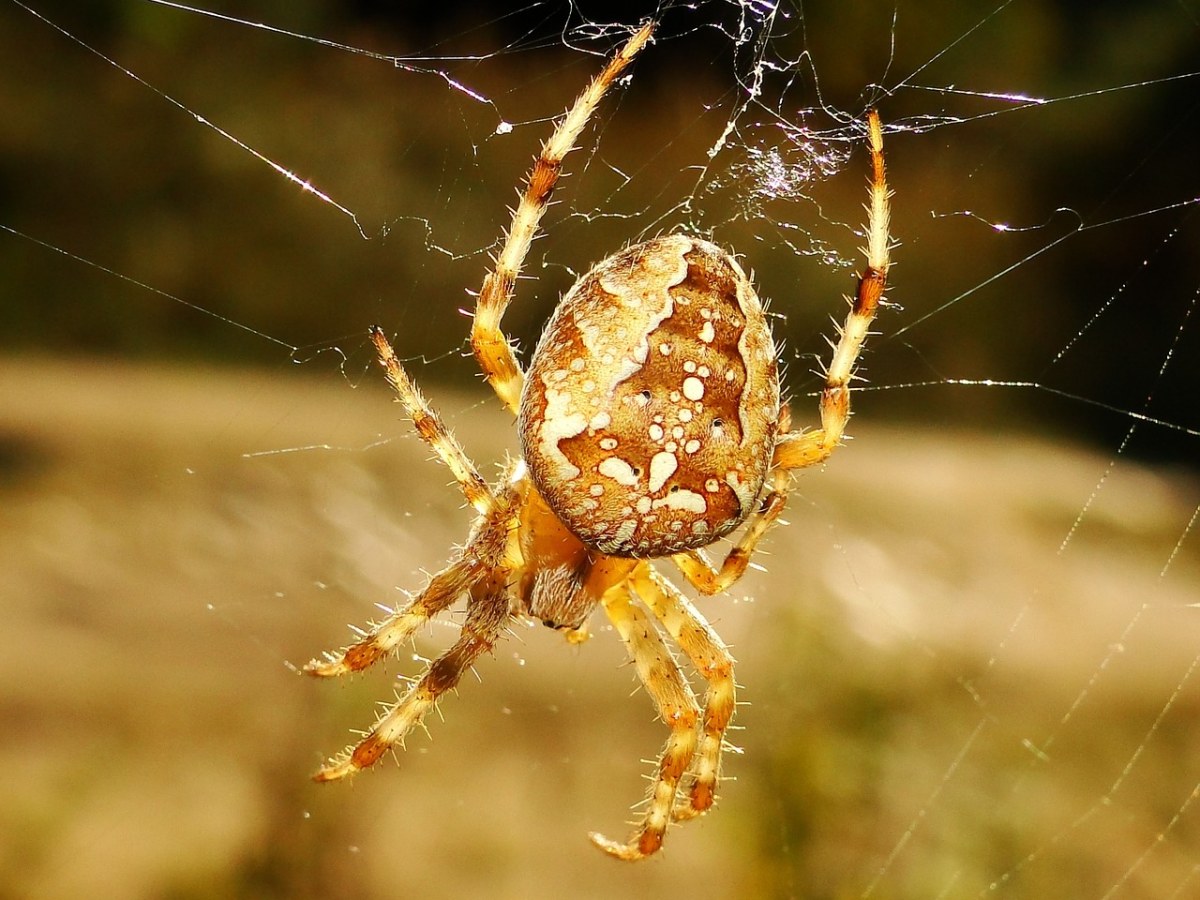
[2,1,1199,897]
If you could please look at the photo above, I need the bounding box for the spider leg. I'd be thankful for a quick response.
[303,560,466,678]
[631,566,736,821]
[370,326,494,515]
[671,466,792,595]
[312,578,511,782]
[591,573,700,860]
[774,109,890,471]
[471,21,654,415]
[304,486,514,679]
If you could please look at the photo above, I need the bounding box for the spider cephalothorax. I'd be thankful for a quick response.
[305,19,891,861]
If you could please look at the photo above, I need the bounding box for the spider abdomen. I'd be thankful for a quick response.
[518,234,780,557]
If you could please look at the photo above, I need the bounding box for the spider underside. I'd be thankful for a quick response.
[305,19,891,861]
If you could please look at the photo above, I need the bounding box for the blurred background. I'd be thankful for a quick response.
[2,1,1199,897]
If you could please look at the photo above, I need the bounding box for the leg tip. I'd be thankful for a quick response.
[312,759,355,783]
[302,657,349,678]
[588,829,662,861]
[309,763,350,782]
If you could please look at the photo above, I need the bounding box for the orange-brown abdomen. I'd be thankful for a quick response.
[518,234,780,557]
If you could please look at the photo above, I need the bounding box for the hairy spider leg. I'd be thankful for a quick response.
[671,465,792,595]
[774,109,890,470]
[591,578,701,860]
[302,329,508,679]
[302,504,505,678]
[305,486,517,779]
[630,566,737,819]
[471,21,655,415]
[314,578,513,782]
[369,326,494,514]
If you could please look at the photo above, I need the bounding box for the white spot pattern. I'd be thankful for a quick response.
[599,456,639,486]
[648,451,678,492]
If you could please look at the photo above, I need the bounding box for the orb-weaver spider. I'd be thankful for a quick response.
[306,20,891,860]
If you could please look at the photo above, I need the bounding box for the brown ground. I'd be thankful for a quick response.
[2,357,1198,899]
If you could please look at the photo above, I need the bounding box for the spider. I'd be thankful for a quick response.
[305,19,891,860]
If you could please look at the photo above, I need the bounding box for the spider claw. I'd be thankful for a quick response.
[316,730,392,783]
[312,752,359,783]
[588,829,660,861]
[303,655,350,678]
[671,804,702,823]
